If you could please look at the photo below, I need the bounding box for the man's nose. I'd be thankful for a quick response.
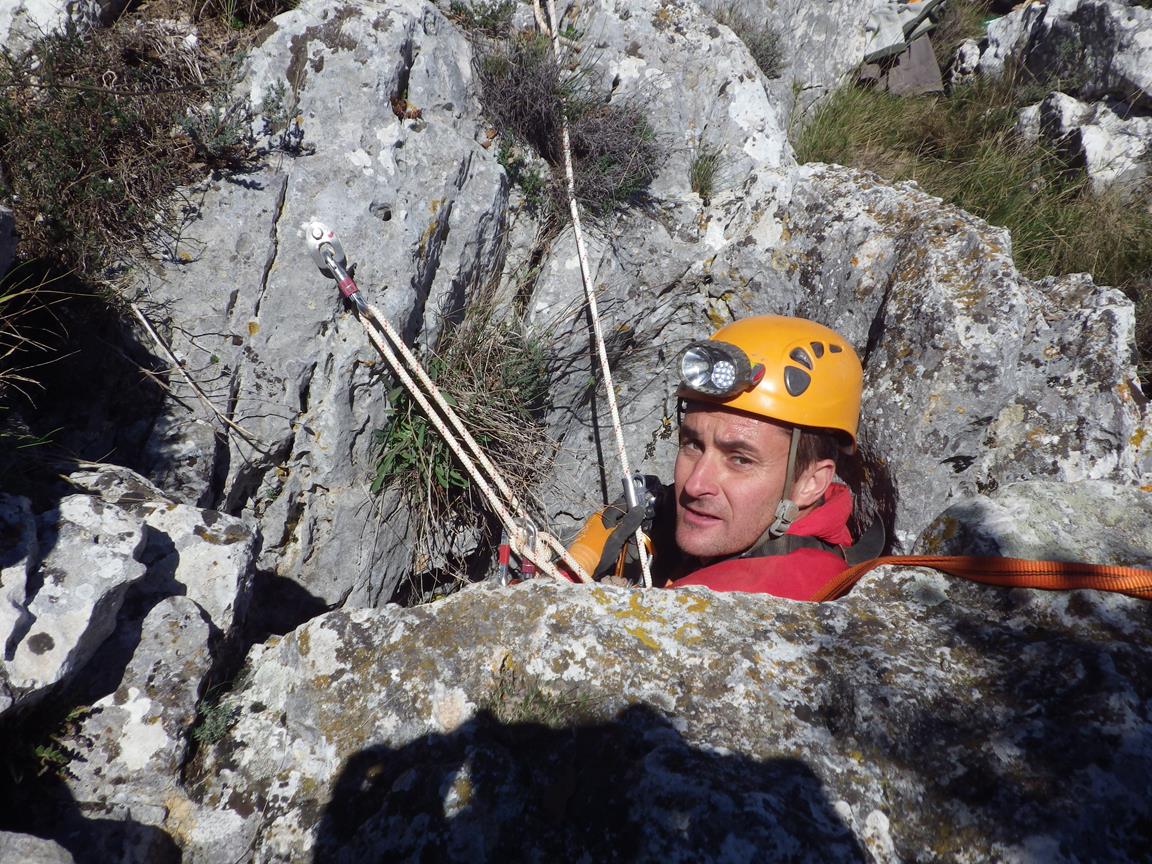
[681,453,719,498]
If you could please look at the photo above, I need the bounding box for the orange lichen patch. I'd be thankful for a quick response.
[1131,427,1147,448]
[676,592,711,614]
[248,320,260,336]
[673,623,702,646]
[611,593,668,624]
[625,625,660,650]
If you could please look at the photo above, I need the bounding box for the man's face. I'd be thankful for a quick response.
[674,405,792,560]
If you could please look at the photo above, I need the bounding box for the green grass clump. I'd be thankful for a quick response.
[794,74,1152,383]
[371,303,555,593]
[474,32,661,222]
[689,140,724,202]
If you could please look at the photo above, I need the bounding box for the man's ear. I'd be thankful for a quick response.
[793,459,836,509]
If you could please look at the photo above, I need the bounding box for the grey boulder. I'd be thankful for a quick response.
[188,571,1152,862]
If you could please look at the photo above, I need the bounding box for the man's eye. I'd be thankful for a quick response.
[730,455,754,467]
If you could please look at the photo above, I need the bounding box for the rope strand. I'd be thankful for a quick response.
[543,0,654,587]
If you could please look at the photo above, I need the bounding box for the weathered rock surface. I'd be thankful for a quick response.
[0,493,147,711]
[63,465,255,634]
[1017,90,1151,194]
[0,831,74,864]
[188,573,1152,862]
[0,467,256,860]
[917,479,1152,567]
[62,596,214,826]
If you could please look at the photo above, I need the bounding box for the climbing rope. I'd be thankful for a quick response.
[812,555,1152,602]
[541,0,654,588]
[304,222,592,584]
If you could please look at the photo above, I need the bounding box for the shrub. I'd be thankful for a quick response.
[371,301,556,596]
[192,696,240,744]
[474,32,661,222]
[709,7,785,79]
[0,20,210,276]
[447,0,516,38]
[0,12,308,279]
[794,73,1152,388]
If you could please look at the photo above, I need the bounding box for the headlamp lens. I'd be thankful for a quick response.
[678,341,756,398]
[681,346,716,390]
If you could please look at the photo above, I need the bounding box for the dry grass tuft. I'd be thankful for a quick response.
[474,32,660,222]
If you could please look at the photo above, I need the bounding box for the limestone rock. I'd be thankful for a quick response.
[0,495,39,713]
[64,465,255,634]
[1024,0,1152,110]
[916,479,1152,567]
[978,0,1049,77]
[0,0,136,54]
[0,831,75,864]
[1,494,147,707]
[190,575,1152,862]
[1017,91,1151,195]
[63,596,214,823]
[742,0,884,117]
[136,0,507,608]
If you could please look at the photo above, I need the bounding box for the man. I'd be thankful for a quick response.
[566,315,871,600]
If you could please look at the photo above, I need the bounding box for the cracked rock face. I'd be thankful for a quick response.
[0,493,148,711]
[188,574,1152,863]
[0,464,256,817]
[62,596,214,826]
[917,479,1152,567]
[137,0,508,609]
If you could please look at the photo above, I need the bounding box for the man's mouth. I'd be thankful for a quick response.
[680,504,722,527]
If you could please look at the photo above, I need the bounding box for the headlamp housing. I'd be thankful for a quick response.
[678,340,765,399]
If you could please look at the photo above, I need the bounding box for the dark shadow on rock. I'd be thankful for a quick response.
[838,435,898,554]
[0,766,181,864]
[313,703,866,863]
[242,569,332,644]
[818,581,1152,859]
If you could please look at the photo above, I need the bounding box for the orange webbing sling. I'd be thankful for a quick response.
[812,555,1152,602]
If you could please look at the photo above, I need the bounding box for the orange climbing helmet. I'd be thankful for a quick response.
[676,315,863,451]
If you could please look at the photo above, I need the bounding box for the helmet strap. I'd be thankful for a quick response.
[767,427,802,538]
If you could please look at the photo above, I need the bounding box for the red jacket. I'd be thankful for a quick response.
[666,483,853,600]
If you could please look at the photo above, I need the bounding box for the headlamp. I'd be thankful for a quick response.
[678,340,765,399]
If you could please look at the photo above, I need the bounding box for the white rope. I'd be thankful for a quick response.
[358,303,592,584]
[130,302,266,449]
[542,0,654,588]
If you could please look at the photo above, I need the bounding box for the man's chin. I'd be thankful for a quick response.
[675,524,730,560]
